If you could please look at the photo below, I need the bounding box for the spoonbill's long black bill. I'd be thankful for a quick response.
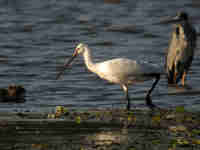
[56,54,77,80]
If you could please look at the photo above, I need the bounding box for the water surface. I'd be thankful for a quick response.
[1,0,200,112]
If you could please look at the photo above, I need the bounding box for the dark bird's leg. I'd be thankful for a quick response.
[121,85,131,111]
[167,64,175,84]
[145,74,160,109]
[181,71,186,86]
[173,72,177,84]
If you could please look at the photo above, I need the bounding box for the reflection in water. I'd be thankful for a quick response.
[85,130,127,146]
[0,121,128,150]
[2,131,129,150]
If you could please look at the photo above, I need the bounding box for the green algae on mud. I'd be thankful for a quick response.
[0,108,200,150]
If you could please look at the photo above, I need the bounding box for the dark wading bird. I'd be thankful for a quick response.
[164,12,197,86]
[57,43,163,110]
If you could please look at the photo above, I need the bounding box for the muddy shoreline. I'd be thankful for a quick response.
[0,108,200,150]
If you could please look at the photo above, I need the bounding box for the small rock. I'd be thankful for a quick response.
[169,125,187,132]
[47,114,56,119]
[166,114,176,119]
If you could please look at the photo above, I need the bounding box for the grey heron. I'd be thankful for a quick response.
[57,43,163,110]
[165,11,197,86]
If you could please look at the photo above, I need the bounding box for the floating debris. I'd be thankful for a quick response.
[55,106,68,117]
[93,41,114,46]
[105,24,144,34]
[47,106,69,119]
[77,15,93,24]
[104,0,121,4]
[0,85,26,103]
[23,24,33,32]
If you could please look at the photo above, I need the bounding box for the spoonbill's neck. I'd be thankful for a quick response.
[82,46,96,72]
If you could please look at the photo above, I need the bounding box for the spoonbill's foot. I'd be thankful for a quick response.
[145,95,159,110]
[126,103,130,111]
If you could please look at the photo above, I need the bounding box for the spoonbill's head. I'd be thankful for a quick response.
[74,43,87,55]
[160,11,189,24]
[56,43,86,79]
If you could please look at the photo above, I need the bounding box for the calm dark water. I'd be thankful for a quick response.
[1,0,200,112]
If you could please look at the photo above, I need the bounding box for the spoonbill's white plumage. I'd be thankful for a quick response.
[57,43,163,110]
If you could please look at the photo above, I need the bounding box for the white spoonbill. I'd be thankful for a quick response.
[57,43,163,110]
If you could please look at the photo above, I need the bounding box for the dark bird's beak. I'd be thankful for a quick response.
[154,12,188,25]
[159,16,182,24]
[56,51,78,80]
